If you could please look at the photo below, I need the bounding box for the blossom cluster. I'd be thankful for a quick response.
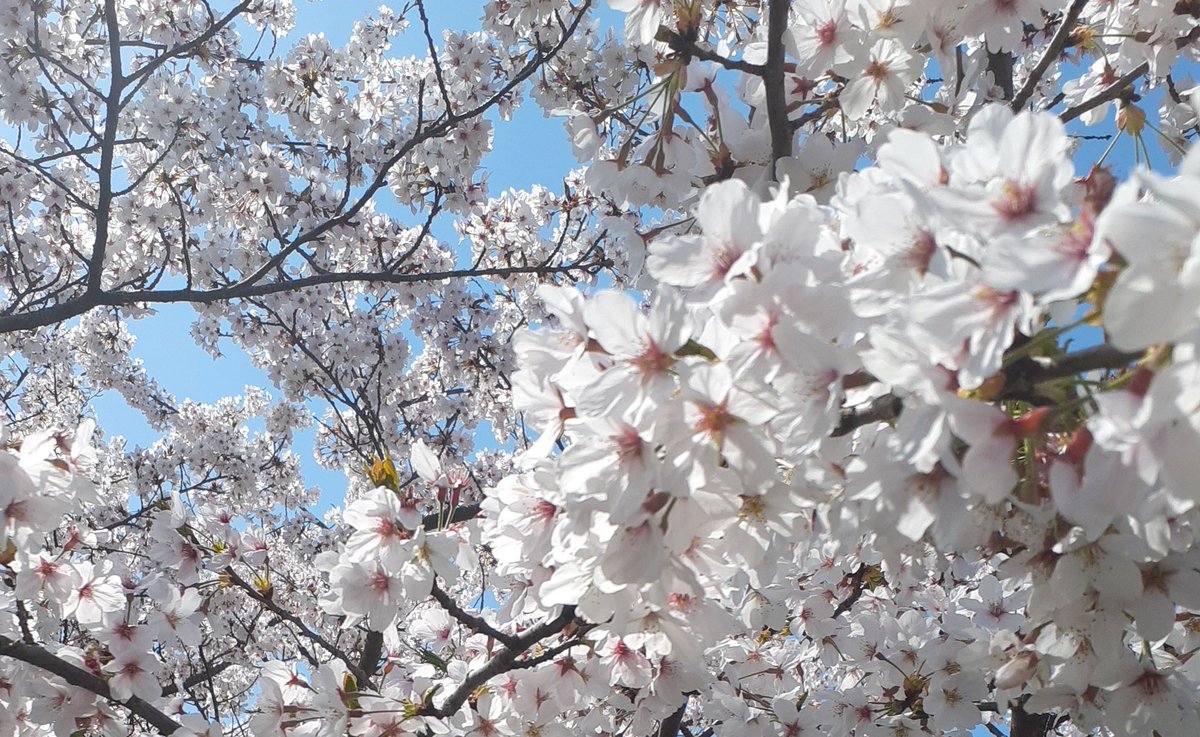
[3,1,1200,737]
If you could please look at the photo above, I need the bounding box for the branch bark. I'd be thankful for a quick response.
[764,0,792,180]
[662,30,765,75]
[658,703,688,737]
[1059,25,1200,122]
[223,568,376,689]
[1011,0,1089,111]
[430,582,521,649]
[831,343,1144,437]
[0,259,609,335]
[988,48,1015,101]
[0,635,184,735]
[1010,699,1056,737]
[422,606,576,719]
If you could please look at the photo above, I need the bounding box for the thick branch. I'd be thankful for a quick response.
[987,49,1014,101]
[1011,699,1056,737]
[658,703,688,737]
[357,631,385,681]
[89,0,125,295]
[0,635,184,735]
[1012,0,1089,111]
[422,502,482,530]
[430,582,520,649]
[1059,63,1145,122]
[764,0,792,179]
[0,259,608,334]
[1002,343,1143,398]
[662,31,766,75]
[1060,25,1200,122]
[832,344,1144,437]
[832,394,902,437]
[223,568,376,689]
[422,606,576,719]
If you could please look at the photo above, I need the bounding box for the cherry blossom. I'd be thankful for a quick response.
[4,2,1200,737]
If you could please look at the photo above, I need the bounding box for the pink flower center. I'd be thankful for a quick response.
[370,570,391,594]
[612,427,643,463]
[865,59,890,84]
[534,499,558,522]
[711,244,742,279]
[693,400,732,439]
[993,180,1037,222]
[816,20,838,47]
[629,339,672,377]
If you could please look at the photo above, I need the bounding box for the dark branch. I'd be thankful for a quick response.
[422,502,482,530]
[223,568,376,689]
[832,394,903,437]
[662,31,766,75]
[832,344,1144,437]
[1012,0,1089,111]
[430,582,521,649]
[422,606,577,719]
[357,631,385,681]
[0,635,184,735]
[764,0,792,179]
[0,260,609,335]
[1059,63,1145,123]
[658,703,688,737]
[1060,25,1200,122]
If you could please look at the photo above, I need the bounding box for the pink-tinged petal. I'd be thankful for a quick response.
[410,439,441,482]
[584,291,644,355]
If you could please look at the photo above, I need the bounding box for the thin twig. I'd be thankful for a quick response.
[1012,0,1089,111]
[0,635,184,735]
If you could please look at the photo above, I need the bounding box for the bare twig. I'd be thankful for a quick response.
[1012,0,1089,111]
[430,582,520,649]
[422,606,576,719]
[1060,25,1200,122]
[223,568,376,689]
[764,0,792,179]
[0,635,184,735]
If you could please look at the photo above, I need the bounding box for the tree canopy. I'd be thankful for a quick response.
[3,1,1200,737]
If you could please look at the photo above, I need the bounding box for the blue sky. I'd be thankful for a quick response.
[91,2,597,503]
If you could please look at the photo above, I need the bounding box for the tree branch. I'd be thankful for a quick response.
[430,582,520,649]
[357,631,385,681]
[1002,343,1143,398]
[1012,0,1089,111]
[662,31,766,75]
[658,702,688,737]
[831,344,1144,437]
[832,394,903,437]
[88,0,125,295]
[1010,698,1056,737]
[0,635,184,735]
[223,568,376,689]
[764,0,792,179]
[422,502,482,530]
[988,48,1014,101]
[1058,63,1145,123]
[0,259,610,335]
[1059,25,1200,122]
[160,660,235,697]
[422,606,576,719]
